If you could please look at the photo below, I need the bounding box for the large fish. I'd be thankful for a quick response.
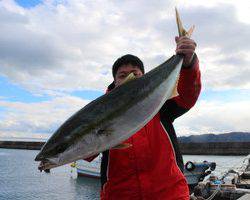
[35,8,193,171]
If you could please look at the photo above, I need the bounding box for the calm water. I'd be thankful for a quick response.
[0,148,246,200]
[0,149,100,200]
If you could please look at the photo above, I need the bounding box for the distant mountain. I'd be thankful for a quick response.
[178,132,250,143]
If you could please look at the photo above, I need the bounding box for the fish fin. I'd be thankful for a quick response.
[122,73,137,84]
[170,75,179,98]
[111,143,132,149]
[175,7,186,37]
[175,7,195,38]
[187,25,195,38]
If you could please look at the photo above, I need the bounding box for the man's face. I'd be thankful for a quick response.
[114,64,143,87]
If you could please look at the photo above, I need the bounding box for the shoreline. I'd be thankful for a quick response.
[0,140,250,155]
[0,141,44,150]
[180,142,250,155]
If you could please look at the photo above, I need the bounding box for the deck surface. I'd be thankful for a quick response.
[238,194,250,200]
[241,178,250,184]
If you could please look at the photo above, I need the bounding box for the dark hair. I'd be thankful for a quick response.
[112,54,145,78]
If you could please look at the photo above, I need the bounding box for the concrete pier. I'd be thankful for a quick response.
[179,142,250,155]
[0,141,44,150]
[0,141,250,155]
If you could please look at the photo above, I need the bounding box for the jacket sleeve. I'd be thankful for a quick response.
[160,54,201,122]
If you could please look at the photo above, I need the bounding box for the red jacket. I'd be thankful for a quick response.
[88,56,201,200]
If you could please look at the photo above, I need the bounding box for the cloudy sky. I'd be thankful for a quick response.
[0,0,249,139]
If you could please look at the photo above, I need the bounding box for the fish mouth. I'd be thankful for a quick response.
[34,152,44,161]
[38,159,58,172]
[35,152,59,171]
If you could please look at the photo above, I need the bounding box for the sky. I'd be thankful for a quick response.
[0,0,250,139]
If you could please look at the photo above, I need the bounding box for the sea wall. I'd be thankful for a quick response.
[179,142,250,155]
[0,141,44,150]
[1,141,250,155]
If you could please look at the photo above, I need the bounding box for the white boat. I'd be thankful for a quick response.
[75,156,100,179]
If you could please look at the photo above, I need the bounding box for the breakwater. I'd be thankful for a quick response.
[0,141,250,155]
[180,142,250,155]
[0,141,44,150]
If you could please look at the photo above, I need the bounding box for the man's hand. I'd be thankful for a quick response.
[175,36,197,67]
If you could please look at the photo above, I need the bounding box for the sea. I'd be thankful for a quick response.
[0,148,247,200]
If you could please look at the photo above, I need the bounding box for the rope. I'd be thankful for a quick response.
[204,184,221,200]
[190,183,221,200]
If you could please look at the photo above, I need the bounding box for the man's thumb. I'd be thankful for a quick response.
[175,36,179,43]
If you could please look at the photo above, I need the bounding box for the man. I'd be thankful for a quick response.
[87,36,201,200]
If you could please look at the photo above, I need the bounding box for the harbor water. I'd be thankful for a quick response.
[0,148,246,200]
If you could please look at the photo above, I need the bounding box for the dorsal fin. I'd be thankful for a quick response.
[122,73,137,84]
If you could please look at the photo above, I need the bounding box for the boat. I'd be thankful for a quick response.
[74,155,250,199]
[192,155,250,200]
[74,156,216,193]
[75,157,100,179]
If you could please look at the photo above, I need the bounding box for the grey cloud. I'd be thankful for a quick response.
[224,68,250,87]
[0,24,70,73]
[0,96,89,137]
[0,1,250,95]
[182,4,250,53]
[0,7,28,24]
[153,4,250,53]
[215,53,249,66]
[180,4,250,89]
[174,100,250,136]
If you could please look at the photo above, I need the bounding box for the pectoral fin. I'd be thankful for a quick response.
[112,143,132,149]
[187,25,195,38]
